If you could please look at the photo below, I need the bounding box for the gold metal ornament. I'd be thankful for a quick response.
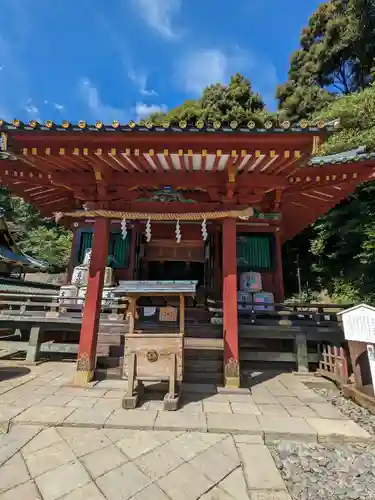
[29,120,37,128]
[179,120,187,129]
[13,119,21,128]
[299,119,308,129]
[196,120,204,129]
[145,120,153,129]
[45,120,53,128]
[78,120,86,129]
[281,121,291,130]
[230,120,238,129]
[128,120,136,128]
[146,350,158,363]
[112,120,120,128]
[162,120,170,129]
[317,120,325,129]
[62,120,70,129]
[264,120,273,129]
[95,120,103,129]
[213,120,221,129]
[247,120,256,129]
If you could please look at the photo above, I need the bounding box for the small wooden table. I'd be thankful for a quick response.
[113,280,198,410]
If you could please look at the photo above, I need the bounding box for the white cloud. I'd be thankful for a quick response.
[23,98,41,121]
[176,49,229,95]
[79,77,129,123]
[135,102,167,121]
[132,0,182,39]
[175,46,278,108]
[53,102,65,112]
[127,69,158,96]
[43,100,65,114]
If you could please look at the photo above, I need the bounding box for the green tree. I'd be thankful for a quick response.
[277,0,375,120]
[281,83,375,302]
[18,226,72,273]
[0,187,72,272]
[314,83,375,154]
[146,73,274,126]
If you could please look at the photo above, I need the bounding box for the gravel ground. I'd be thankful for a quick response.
[269,440,375,500]
[310,385,375,435]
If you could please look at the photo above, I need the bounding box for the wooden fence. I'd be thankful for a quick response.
[317,345,349,383]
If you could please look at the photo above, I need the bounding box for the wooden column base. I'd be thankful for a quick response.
[224,357,240,389]
[224,375,240,389]
[72,369,94,386]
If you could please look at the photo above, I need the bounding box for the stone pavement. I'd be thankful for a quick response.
[0,361,374,499]
[0,362,371,443]
[0,424,294,500]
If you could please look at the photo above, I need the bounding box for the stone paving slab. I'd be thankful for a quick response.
[106,409,157,429]
[258,415,317,443]
[238,443,287,491]
[12,405,74,426]
[154,409,207,431]
[307,417,373,443]
[64,408,114,428]
[206,413,261,435]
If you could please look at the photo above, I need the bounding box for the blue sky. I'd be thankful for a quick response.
[0,0,323,124]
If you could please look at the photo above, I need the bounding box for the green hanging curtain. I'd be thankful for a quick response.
[109,231,131,268]
[77,230,131,268]
[236,234,273,270]
[78,232,93,264]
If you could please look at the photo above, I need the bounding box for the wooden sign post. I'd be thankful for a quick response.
[338,304,375,396]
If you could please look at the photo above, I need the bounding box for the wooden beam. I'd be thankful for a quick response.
[49,171,289,189]
[10,131,321,153]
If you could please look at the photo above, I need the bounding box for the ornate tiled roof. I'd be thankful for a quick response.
[310,146,375,165]
[0,217,48,271]
[0,118,338,134]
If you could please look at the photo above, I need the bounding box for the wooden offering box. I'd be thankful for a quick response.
[113,280,197,410]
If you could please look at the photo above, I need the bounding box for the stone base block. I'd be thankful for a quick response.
[163,393,181,411]
[122,394,139,410]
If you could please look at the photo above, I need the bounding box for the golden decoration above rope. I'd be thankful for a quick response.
[55,206,254,223]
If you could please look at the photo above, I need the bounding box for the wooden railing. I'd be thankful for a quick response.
[0,292,128,363]
[207,298,350,372]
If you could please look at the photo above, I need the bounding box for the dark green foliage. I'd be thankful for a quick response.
[278,0,375,303]
[145,74,275,126]
[277,0,375,120]
[0,187,72,272]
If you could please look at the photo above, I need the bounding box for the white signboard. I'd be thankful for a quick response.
[339,304,375,343]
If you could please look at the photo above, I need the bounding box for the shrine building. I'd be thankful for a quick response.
[0,117,374,387]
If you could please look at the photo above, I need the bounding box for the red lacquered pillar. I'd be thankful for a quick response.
[74,217,110,385]
[222,218,240,388]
